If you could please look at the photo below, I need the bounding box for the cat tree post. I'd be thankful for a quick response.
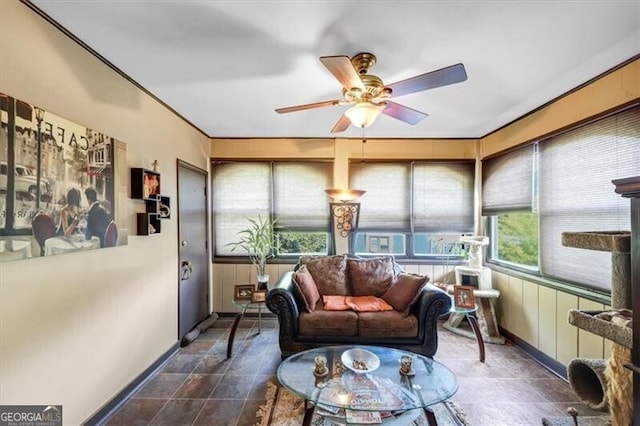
[558,175,638,426]
[563,231,633,423]
[612,176,639,426]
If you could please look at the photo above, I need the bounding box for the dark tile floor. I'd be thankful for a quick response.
[104,316,606,425]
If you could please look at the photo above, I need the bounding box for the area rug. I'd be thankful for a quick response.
[255,381,469,425]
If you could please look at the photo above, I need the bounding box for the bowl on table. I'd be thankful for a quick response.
[341,348,380,374]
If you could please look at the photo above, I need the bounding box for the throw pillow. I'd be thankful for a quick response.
[322,295,351,311]
[292,265,320,312]
[382,272,430,315]
[300,254,349,295]
[345,296,394,312]
[347,256,395,297]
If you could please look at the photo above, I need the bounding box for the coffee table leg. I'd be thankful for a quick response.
[226,312,243,358]
[467,313,486,362]
[302,400,314,426]
[424,407,438,425]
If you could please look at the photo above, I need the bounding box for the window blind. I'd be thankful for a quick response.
[539,106,640,290]
[350,163,411,231]
[213,162,271,256]
[413,162,475,232]
[213,161,332,255]
[273,162,332,230]
[482,145,534,214]
[349,161,474,232]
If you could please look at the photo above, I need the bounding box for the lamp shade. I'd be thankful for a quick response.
[345,102,384,128]
[325,188,366,202]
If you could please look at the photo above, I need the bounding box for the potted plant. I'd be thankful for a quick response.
[227,215,279,290]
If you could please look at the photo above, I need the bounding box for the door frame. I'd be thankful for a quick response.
[176,159,211,340]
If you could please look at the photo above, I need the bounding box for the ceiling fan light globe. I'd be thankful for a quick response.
[345,102,384,128]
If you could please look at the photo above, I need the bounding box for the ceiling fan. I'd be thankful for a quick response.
[275,52,467,133]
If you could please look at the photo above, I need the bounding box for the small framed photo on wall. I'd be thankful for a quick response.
[454,285,476,309]
[234,285,254,301]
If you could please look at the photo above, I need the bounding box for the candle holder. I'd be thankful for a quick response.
[314,355,329,377]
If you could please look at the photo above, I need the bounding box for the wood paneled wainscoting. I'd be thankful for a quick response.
[493,271,612,378]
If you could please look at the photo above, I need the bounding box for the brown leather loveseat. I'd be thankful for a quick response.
[266,254,451,359]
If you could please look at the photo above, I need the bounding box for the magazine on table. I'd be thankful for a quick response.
[311,407,426,425]
[345,409,382,424]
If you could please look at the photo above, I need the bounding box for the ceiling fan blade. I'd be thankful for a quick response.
[330,114,352,133]
[319,56,365,91]
[387,63,467,98]
[382,101,429,125]
[275,100,340,114]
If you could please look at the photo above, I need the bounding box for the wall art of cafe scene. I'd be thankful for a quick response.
[0,93,126,262]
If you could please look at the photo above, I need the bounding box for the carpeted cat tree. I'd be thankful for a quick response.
[542,231,633,426]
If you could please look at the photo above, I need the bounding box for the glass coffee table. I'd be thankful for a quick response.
[277,345,458,425]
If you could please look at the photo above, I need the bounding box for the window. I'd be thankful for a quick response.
[483,144,539,270]
[277,232,328,256]
[538,106,639,290]
[489,212,539,268]
[413,233,471,257]
[350,161,475,258]
[212,161,332,257]
[354,233,404,255]
[484,105,640,291]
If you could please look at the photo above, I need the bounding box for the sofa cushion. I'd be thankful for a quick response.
[382,273,430,315]
[299,304,358,336]
[292,265,320,312]
[300,254,349,295]
[345,296,394,312]
[322,295,351,311]
[347,256,395,297]
[357,311,418,338]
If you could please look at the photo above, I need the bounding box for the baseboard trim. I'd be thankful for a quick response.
[499,326,568,380]
[83,342,180,425]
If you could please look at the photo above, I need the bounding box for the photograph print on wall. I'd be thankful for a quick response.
[0,92,127,262]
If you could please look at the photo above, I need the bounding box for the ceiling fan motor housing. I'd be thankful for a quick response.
[351,52,377,74]
[349,53,392,101]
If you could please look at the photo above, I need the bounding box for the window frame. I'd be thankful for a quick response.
[350,160,475,260]
[211,160,333,261]
[483,104,639,293]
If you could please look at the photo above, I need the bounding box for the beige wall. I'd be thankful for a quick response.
[0,1,210,424]
[481,59,640,158]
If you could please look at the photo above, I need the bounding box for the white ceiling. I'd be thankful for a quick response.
[30,1,639,139]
